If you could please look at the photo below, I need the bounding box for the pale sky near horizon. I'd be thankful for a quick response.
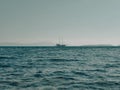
[1,0,120,45]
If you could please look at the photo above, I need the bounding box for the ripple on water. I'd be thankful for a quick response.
[0,80,20,86]
[0,56,17,59]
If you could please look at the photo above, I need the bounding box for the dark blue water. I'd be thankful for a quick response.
[0,47,120,90]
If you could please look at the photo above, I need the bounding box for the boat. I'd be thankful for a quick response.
[56,38,66,47]
[56,44,66,47]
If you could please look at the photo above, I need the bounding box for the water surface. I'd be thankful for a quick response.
[0,47,120,90]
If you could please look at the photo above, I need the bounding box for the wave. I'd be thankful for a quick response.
[103,63,120,68]
[72,71,89,76]
[54,76,76,81]
[0,56,16,59]
[92,81,120,86]
[0,81,19,86]
[48,58,79,62]
[0,63,11,68]
[34,73,43,78]
[85,69,106,73]
[53,71,65,74]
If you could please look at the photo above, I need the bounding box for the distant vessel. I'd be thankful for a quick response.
[56,38,66,47]
[56,44,66,47]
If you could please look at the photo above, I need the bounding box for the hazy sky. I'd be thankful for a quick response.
[1,0,120,45]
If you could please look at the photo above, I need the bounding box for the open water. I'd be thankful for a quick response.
[0,47,120,90]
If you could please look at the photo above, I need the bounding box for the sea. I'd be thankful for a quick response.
[0,46,120,90]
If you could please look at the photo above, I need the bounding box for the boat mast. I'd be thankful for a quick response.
[62,37,63,45]
[59,37,60,44]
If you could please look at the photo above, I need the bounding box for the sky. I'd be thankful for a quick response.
[1,0,120,46]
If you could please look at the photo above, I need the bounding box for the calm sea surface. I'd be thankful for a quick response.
[0,47,120,90]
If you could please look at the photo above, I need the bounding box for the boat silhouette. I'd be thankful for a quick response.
[56,44,66,47]
[56,38,66,47]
